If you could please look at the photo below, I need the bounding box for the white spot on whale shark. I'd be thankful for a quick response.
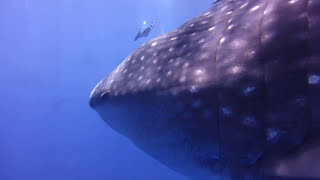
[242,116,257,127]
[289,0,297,4]
[266,128,280,143]
[308,74,320,85]
[221,107,232,116]
[192,99,203,109]
[170,37,177,41]
[208,26,216,31]
[250,5,260,12]
[243,86,256,96]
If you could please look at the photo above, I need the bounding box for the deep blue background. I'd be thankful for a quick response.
[0,0,213,179]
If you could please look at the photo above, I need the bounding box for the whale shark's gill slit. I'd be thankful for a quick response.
[213,2,235,164]
[257,2,270,179]
[305,0,313,137]
[306,0,320,137]
[301,0,312,148]
[258,0,270,168]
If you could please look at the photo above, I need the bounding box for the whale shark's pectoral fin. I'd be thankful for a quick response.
[134,31,141,41]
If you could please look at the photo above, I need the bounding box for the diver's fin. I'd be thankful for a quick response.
[213,0,220,4]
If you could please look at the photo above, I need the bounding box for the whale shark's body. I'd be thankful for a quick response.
[89,0,320,179]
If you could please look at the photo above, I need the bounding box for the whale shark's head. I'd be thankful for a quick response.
[89,0,320,179]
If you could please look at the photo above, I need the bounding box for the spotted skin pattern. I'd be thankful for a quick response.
[89,0,320,179]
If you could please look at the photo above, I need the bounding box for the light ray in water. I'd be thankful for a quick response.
[25,0,29,9]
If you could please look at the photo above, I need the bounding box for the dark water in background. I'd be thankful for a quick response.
[0,0,213,179]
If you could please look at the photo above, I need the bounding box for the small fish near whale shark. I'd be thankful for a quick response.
[89,0,320,179]
[134,23,155,41]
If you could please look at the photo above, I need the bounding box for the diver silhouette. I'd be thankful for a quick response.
[134,23,154,41]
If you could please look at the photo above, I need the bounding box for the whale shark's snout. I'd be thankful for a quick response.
[89,0,320,179]
[89,79,110,108]
[89,74,224,180]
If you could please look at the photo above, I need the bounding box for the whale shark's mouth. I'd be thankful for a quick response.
[89,0,320,179]
[90,84,224,179]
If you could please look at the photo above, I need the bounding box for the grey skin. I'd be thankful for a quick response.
[89,0,320,179]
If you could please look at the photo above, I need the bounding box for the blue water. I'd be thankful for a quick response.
[0,0,212,179]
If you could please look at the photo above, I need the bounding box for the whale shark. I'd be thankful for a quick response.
[89,0,320,179]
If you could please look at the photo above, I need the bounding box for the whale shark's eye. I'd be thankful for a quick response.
[100,91,110,100]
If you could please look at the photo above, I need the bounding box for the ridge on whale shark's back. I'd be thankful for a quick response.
[89,0,320,179]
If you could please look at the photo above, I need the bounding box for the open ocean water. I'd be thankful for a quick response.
[0,0,213,179]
